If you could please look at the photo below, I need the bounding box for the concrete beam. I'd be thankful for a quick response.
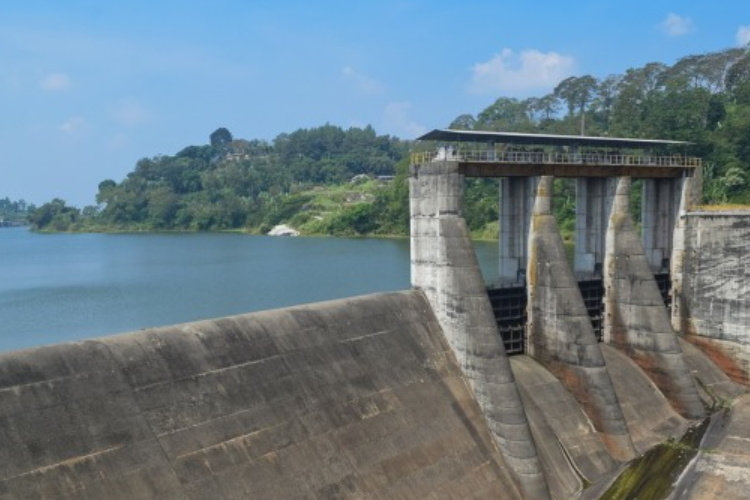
[462,163,689,179]
[411,161,551,500]
[527,176,635,461]
[603,177,705,420]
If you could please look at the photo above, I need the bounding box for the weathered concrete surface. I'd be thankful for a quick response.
[603,176,705,420]
[599,344,689,454]
[410,161,549,500]
[526,176,634,461]
[499,176,539,283]
[676,395,750,500]
[679,338,746,405]
[510,356,617,499]
[641,178,683,272]
[574,177,616,275]
[675,210,750,386]
[0,291,524,500]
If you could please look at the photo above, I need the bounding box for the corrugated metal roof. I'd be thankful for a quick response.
[416,129,692,148]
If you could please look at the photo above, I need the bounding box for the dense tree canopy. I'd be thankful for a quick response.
[30,46,750,236]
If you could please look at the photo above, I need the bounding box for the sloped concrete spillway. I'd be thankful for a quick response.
[0,292,524,500]
[1,289,745,500]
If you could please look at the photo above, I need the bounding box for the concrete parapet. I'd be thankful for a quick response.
[0,291,524,500]
[603,176,705,420]
[527,176,635,461]
[411,161,550,500]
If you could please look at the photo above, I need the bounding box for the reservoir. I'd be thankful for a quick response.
[0,227,499,352]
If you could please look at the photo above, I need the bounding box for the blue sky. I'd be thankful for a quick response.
[2,0,749,206]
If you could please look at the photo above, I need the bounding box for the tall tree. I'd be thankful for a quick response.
[210,127,233,149]
[554,75,598,135]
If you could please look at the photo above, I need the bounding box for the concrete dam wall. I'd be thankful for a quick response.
[675,210,750,386]
[0,292,523,500]
[4,150,750,498]
[1,290,744,500]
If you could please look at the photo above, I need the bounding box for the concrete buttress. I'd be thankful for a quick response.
[527,176,636,461]
[603,176,705,420]
[410,160,551,500]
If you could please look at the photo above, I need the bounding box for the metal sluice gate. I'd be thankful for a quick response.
[488,272,672,355]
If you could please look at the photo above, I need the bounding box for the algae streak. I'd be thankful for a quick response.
[599,418,710,500]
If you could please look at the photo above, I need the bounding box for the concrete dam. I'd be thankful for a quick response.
[2,130,750,499]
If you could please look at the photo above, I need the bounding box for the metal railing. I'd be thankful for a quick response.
[411,149,701,168]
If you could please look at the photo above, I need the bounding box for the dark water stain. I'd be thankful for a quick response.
[598,418,710,500]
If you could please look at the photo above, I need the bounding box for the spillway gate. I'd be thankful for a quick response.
[488,272,672,355]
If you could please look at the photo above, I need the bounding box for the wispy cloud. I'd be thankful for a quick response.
[469,48,575,96]
[342,66,385,95]
[660,13,693,37]
[737,25,750,46]
[111,99,153,126]
[59,116,88,135]
[40,72,70,91]
[383,101,426,139]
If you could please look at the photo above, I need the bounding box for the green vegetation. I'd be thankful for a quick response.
[0,197,35,226]
[31,46,750,236]
[599,418,711,500]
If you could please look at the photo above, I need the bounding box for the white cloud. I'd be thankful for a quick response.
[111,99,153,126]
[342,66,385,95]
[40,72,70,91]
[737,25,750,46]
[661,13,694,37]
[383,101,426,139]
[469,48,576,96]
[59,116,88,135]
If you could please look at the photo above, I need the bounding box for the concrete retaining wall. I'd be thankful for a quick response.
[0,291,523,500]
[676,211,750,386]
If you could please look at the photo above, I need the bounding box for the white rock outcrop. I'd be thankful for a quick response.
[268,224,299,237]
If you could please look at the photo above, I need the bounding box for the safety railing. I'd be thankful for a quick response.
[410,149,701,168]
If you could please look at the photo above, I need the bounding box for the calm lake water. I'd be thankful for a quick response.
[0,227,500,353]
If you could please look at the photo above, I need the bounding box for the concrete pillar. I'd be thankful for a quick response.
[499,177,539,284]
[527,176,635,462]
[642,178,683,272]
[410,161,551,500]
[574,178,616,276]
[670,177,697,334]
[603,177,705,420]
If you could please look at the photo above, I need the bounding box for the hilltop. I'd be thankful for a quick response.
[30,45,750,237]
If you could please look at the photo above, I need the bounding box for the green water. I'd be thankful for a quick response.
[0,228,501,352]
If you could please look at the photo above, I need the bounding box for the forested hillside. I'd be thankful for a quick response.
[31,46,750,236]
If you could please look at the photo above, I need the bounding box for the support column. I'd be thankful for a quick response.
[527,176,635,462]
[499,177,539,284]
[642,178,683,272]
[574,178,616,276]
[603,177,705,420]
[410,161,550,500]
[670,177,697,334]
